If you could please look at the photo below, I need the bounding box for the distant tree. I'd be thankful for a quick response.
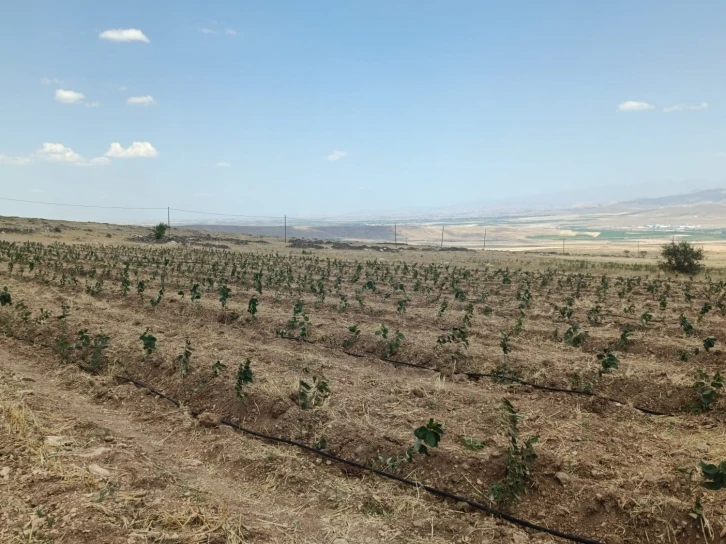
[659,240,703,275]
[152,223,169,240]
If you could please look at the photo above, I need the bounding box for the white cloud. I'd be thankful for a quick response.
[663,102,708,113]
[225,28,237,35]
[127,95,156,106]
[37,142,82,163]
[617,101,655,112]
[85,101,101,108]
[201,28,216,34]
[40,77,61,86]
[99,28,150,43]
[215,161,231,167]
[327,150,348,161]
[35,143,109,167]
[105,142,158,158]
[55,89,85,104]
[0,154,31,165]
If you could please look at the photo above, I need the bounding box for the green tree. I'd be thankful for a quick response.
[152,223,169,240]
[659,241,704,275]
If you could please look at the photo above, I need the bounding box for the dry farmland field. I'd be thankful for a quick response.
[1,219,726,544]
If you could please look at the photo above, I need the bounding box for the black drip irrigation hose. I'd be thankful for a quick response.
[342,352,673,417]
[115,374,603,544]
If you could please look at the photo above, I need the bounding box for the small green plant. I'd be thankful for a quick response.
[463,436,484,451]
[235,359,254,401]
[383,330,404,358]
[342,324,360,348]
[218,283,231,309]
[277,300,311,339]
[640,309,653,326]
[299,373,331,409]
[688,370,724,413]
[489,399,538,508]
[700,460,726,491]
[698,303,712,322]
[0,287,12,306]
[597,349,619,377]
[190,283,201,302]
[375,323,389,339]
[176,338,193,379]
[703,336,717,352]
[680,314,695,336]
[563,324,588,348]
[247,296,258,320]
[139,328,157,356]
[500,331,511,355]
[612,325,634,351]
[382,419,445,469]
[437,298,448,318]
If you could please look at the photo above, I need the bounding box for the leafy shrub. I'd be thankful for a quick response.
[152,223,168,240]
[703,336,717,352]
[659,241,703,275]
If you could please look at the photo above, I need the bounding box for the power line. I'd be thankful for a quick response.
[169,208,284,219]
[0,196,166,211]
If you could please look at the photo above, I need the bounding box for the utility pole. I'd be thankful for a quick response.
[394,223,397,245]
[284,215,287,245]
[167,207,170,229]
[441,225,444,248]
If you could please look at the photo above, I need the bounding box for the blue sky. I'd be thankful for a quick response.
[1,1,725,223]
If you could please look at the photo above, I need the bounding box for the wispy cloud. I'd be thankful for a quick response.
[127,95,156,106]
[327,150,348,161]
[215,161,231,167]
[201,28,217,35]
[119,85,128,92]
[40,77,61,86]
[55,89,85,104]
[99,29,150,43]
[663,102,708,113]
[85,101,101,108]
[225,28,237,35]
[617,101,655,112]
[0,154,31,165]
[105,142,158,158]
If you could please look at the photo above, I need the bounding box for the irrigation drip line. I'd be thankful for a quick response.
[333,345,671,416]
[115,374,602,544]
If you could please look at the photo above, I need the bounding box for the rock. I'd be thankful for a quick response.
[103,435,115,442]
[696,443,709,453]
[411,388,425,398]
[554,472,570,484]
[88,464,110,478]
[412,519,428,529]
[44,436,69,447]
[197,412,220,428]
[183,459,203,467]
[77,447,111,458]
[0,467,10,479]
